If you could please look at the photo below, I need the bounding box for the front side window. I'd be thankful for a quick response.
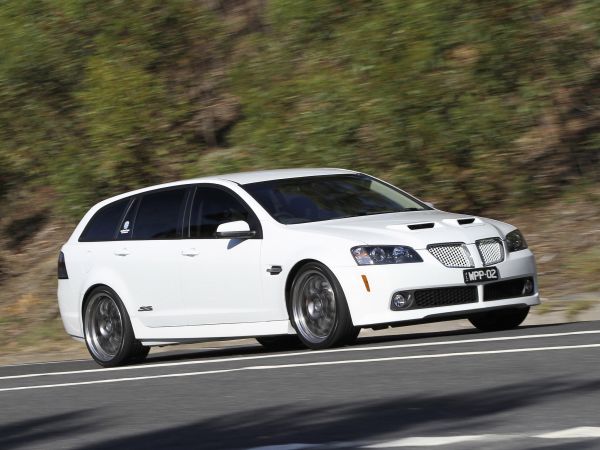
[243,174,429,224]
[132,188,188,240]
[80,198,130,242]
[190,187,257,238]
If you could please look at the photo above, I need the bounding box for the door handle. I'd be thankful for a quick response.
[114,248,130,257]
[181,248,200,257]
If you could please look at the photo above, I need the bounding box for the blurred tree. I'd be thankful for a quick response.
[231,0,599,211]
[0,0,597,216]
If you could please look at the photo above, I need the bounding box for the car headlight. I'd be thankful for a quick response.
[351,246,423,265]
[506,229,528,252]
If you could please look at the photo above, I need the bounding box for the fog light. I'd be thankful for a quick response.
[391,292,413,310]
[522,279,534,296]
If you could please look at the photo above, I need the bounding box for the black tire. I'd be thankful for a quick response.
[256,335,304,350]
[469,307,530,332]
[130,343,151,362]
[345,327,361,345]
[289,262,355,350]
[83,286,148,367]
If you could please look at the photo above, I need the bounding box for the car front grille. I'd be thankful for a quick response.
[427,244,474,268]
[476,238,504,266]
[413,286,478,309]
[484,277,534,301]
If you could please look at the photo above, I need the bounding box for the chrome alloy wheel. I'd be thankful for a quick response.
[84,292,125,362]
[292,269,337,344]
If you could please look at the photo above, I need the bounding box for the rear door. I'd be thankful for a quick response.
[111,186,191,328]
[75,197,134,322]
[178,185,265,325]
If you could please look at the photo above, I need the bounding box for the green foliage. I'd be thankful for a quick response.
[0,0,230,214]
[232,0,599,211]
[0,0,598,217]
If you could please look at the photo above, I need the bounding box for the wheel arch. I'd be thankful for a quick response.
[284,259,324,314]
[80,283,136,335]
[284,258,356,348]
[284,258,354,325]
[81,284,107,317]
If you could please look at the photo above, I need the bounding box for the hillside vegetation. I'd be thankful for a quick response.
[0,0,599,360]
[1,0,598,215]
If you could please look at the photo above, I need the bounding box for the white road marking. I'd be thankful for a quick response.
[1,329,599,381]
[365,434,501,447]
[248,428,600,450]
[0,343,598,393]
[364,428,600,448]
[536,427,600,439]
[0,358,89,368]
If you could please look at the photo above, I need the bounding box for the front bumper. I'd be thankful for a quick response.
[335,248,540,327]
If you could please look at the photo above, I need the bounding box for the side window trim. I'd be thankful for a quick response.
[180,187,193,238]
[183,185,195,239]
[187,183,263,239]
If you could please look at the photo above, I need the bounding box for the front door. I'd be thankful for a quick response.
[178,186,265,325]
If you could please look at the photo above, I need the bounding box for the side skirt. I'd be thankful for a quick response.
[131,319,294,345]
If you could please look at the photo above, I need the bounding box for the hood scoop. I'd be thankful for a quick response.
[441,217,483,227]
[407,222,435,230]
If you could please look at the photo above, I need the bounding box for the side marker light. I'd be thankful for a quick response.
[361,275,371,292]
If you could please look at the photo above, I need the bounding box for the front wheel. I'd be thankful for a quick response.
[83,286,148,367]
[469,307,530,332]
[290,262,355,350]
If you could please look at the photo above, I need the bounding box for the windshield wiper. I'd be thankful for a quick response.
[355,210,398,217]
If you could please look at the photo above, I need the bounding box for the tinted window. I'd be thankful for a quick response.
[132,189,187,240]
[190,187,257,238]
[116,198,138,240]
[80,198,130,242]
[243,175,429,224]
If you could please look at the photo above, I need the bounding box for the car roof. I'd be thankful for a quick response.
[91,168,359,209]
[215,168,357,185]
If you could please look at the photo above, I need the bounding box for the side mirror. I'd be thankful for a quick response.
[215,220,256,239]
[424,202,435,209]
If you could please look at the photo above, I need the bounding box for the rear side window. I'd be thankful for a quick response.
[190,187,258,238]
[132,188,188,240]
[79,198,130,242]
[116,197,138,240]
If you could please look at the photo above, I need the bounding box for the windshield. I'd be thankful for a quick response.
[243,174,430,224]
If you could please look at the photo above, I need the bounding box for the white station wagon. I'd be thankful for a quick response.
[58,168,539,366]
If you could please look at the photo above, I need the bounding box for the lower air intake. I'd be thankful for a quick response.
[484,277,535,301]
[413,286,478,309]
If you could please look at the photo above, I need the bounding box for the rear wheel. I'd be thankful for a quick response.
[290,262,355,350]
[83,286,148,367]
[469,307,530,332]
[130,343,151,362]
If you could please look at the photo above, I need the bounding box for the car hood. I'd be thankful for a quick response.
[291,210,513,249]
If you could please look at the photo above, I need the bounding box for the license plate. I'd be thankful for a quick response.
[463,267,499,284]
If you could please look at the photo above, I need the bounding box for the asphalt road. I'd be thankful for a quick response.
[1,321,600,450]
